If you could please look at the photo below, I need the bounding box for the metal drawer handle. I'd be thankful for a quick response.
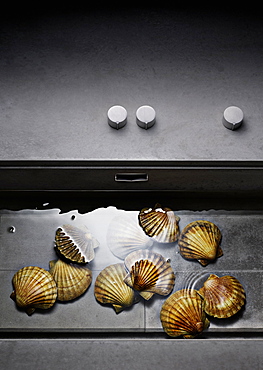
[114,173,149,182]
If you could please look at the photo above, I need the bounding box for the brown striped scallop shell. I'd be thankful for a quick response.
[138,204,180,243]
[49,259,92,301]
[160,289,210,338]
[94,263,139,313]
[198,274,246,318]
[55,224,99,263]
[124,249,175,300]
[10,266,57,315]
[178,220,223,266]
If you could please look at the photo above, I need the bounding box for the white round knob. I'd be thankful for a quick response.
[108,105,127,129]
[136,105,156,129]
[223,106,244,130]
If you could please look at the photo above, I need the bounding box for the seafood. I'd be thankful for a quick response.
[10,266,57,315]
[55,224,99,263]
[49,259,92,301]
[107,213,153,259]
[198,274,246,318]
[178,220,223,266]
[138,204,180,243]
[124,249,175,300]
[160,289,210,338]
[94,263,139,313]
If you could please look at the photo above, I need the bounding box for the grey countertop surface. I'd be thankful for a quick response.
[1,6,263,162]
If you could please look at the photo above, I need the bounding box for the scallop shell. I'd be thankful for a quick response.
[49,259,92,301]
[160,289,210,338]
[178,220,223,266]
[198,274,246,318]
[10,266,57,315]
[138,204,180,243]
[107,213,154,259]
[94,263,139,313]
[124,249,175,300]
[55,224,99,263]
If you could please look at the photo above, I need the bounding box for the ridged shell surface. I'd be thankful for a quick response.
[198,274,246,318]
[107,213,153,259]
[49,259,92,301]
[178,220,223,266]
[124,249,175,300]
[138,204,180,243]
[55,224,99,263]
[10,266,57,315]
[94,263,139,313]
[160,289,210,338]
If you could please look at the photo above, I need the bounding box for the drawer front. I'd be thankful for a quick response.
[0,163,263,191]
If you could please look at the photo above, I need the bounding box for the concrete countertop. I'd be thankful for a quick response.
[1,6,263,161]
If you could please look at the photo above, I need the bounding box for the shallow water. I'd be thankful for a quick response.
[0,206,262,334]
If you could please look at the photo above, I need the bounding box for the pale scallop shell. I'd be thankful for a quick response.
[178,220,223,266]
[124,249,175,300]
[49,259,92,301]
[107,213,153,259]
[198,274,246,318]
[138,204,180,243]
[160,289,210,338]
[94,263,139,313]
[55,224,99,263]
[10,266,57,315]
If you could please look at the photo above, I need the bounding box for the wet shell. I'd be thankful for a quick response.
[198,274,246,318]
[160,289,210,338]
[178,220,223,266]
[10,266,57,315]
[55,224,99,263]
[138,204,180,243]
[49,259,92,301]
[94,263,139,313]
[124,249,175,300]
[107,213,154,260]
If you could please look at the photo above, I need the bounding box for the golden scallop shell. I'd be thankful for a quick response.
[178,220,223,266]
[198,274,246,318]
[10,266,57,315]
[160,289,210,338]
[94,263,139,313]
[123,249,175,300]
[49,259,92,301]
[138,204,180,243]
[55,224,99,263]
[107,213,153,260]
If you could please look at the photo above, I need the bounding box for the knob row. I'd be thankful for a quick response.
[108,105,244,130]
